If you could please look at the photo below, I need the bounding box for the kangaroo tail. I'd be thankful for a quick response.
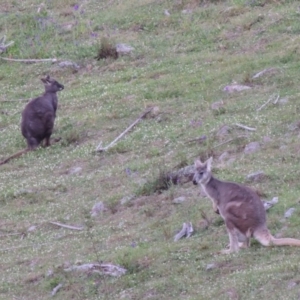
[271,236,300,246]
[254,228,300,247]
[0,148,30,165]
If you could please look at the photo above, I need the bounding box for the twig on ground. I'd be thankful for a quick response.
[0,232,23,237]
[0,57,57,63]
[235,123,256,131]
[51,283,63,297]
[174,222,194,241]
[0,98,29,102]
[49,221,84,231]
[0,243,48,252]
[273,94,280,104]
[257,94,279,111]
[213,135,248,149]
[96,107,154,152]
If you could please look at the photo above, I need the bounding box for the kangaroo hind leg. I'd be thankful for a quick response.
[220,222,239,254]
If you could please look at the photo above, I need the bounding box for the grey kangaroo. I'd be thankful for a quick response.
[193,157,300,254]
[0,75,64,165]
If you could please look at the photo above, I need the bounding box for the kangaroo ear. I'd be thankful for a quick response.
[194,159,202,169]
[206,157,213,171]
[41,76,51,85]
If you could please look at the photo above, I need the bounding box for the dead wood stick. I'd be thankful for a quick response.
[0,57,57,63]
[273,94,280,104]
[0,243,48,252]
[235,123,256,131]
[49,221,84,231]
[0,98,29,102]
[0,232,23,237]
[257,94,278,111]
[96,107,154,152]
[213,135,248,149]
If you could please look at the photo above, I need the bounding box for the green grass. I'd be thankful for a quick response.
[1,0,300,299]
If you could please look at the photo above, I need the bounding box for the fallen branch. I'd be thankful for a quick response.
[235,123,256,131]
[174,222,193,241]
[0,57,57,63]
[213,135,248,149]
[51,283,63,297]
[0,98,29,102]
[49,221,84,231]
[0,243,48,252]
[96,107,154,152]
[257,94,279,111]
[273,94,280,104]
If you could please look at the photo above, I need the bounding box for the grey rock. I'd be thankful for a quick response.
[284,207,295,218]
[206,263,217,271]
[223,84,251,93]
[27,225,37,232]
[91,201,106,217]
[116,43,134,55]
[218,151,230,162]
[172,196,186,204]
[69,166,82,175]
[120,195,135,205]
[216,125,231,138]
[244,142,260,154]
[278,97,289,105]
[246,171,265,182]
[58,60,80,69]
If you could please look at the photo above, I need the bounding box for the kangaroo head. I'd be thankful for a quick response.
[41,75,64,93]
[192,157,213,185]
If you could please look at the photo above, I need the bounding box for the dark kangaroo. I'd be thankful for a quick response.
[193,157,300,254]
[0,75,64,165]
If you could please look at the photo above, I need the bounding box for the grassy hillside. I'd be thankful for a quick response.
[1,0,300,299]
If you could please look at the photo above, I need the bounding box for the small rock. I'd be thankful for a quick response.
[116,43,134,55]
[91,201,106,217]
[150,106,160,118]
[263,136,272,144]
[216,125,231,139]
[284,208,295,218]
[206,263,217,271]
[287,281,297,289]
[68,166,82,175]
[120,195,135,205]
[244,142,260,154]
[172,196,186,204]
[211,100,224,110]
[246,171,265,182]
[278,97,289,105]
[27,225,37,232]
[58,60,80,69]
[288,121,300,131]
[218,151,230,162]
[164,9,170,16]
[182,9,193,14]
[223,84,251,93]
